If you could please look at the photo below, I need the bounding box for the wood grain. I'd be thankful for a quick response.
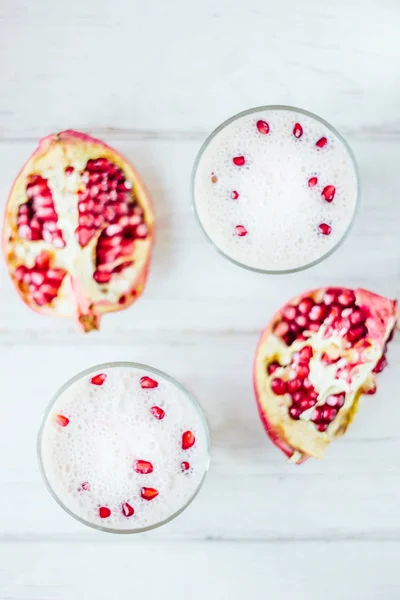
[1,0,400,597]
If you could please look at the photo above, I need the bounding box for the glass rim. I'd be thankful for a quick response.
[37,361,211,535]
[191,104,360,274]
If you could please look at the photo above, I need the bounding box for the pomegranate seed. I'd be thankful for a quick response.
[150,406,165,420]
[211,173,218,183]
[337,290,356,307]
[140,376,158,389]
[136,224,148,238]
[316,423,328,432]
[347,325,367,343]
[295,314,308,328]
[55,414,69,427]
[122,502,134,517]
[283,332,296,346]
[321,185,336,202]
[316,137,327,148]
[267,361,280,375]
[81,482,90,491]
[299,397,317,412]
[296,363,310,379]
[293,123,303,138]
[373,355,388,373]
[271,378,287,395]
[309,304,326,322]
[182,430,196,450]
[91,373,107,386]
[289,406,301,420]
[283,305,297,321]
[256,120,270,135]
[274,321,289,337]
[231,190,239,200]
[99,507,111,518]
[291,390,304,403]
[181,461,190,472]
[308,177,318,187]
[350,309,366,326]
[235,225,248,237]
[303,379,314,391]
[322,289,338,306]
[366,385,377,395]
[65,166,74,175]
[298,298,314,315]
[133,459,154,475]
[232,156,245,166]
[318,223,331,235]
[326,393,345,408]
[299,346,313,362]
[141,487,159,501]
[94,271,112,284]
[288,378,302,393]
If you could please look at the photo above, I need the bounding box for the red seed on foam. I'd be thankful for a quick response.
[235,225,248,237]
[182,430,195,450]
[318,223,332,235]
[56,414,69,427]
[256,120,270,135]
[321,185,336,202]
[293,123,303,138]
[99,506,111,518]
[308,177,318,187]
[316,137,328,148]
[133,459,154,475]
[181,461,190,472]
[122,502,135,517]
[231,190,239,200]
[140,376,158,389]
[91,373,107,386]
[151,406,165,420]
[141,487,159,501]
[232,156,245,166]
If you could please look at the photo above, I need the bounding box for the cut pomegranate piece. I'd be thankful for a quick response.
[55,414,69,427]
[232,155,246,166]
[140,376,158,389]
[141,487,159,501]
[254,287,398,463]
[316,137,328,148]
[150,406,165,420]
[181,461,191,471]
[256,120,270,135]
[4,130,154,332]
[122,502,135,517]
[133,459,154,475]
[91,373,107,386]
[293,123,303,138]
[99,506,111,518]
[182,430,195,450]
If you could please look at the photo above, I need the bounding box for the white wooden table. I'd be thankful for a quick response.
[1,1,400,598]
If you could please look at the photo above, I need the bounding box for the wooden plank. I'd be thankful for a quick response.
[0,540,399,599]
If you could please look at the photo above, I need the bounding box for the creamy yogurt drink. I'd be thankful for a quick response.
[192,106,359,272]
[38,363,210,533]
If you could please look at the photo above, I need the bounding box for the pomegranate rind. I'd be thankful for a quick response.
[3,130,154,331]
[253,288,398,463]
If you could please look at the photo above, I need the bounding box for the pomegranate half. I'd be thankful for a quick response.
[254,287,398,463]
[3,131,154,331]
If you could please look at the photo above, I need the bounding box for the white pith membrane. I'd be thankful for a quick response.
[3,132,153,331]
[254,288,398,462]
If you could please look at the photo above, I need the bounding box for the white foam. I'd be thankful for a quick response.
[40,366,209,530]
[193,108,358,271]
